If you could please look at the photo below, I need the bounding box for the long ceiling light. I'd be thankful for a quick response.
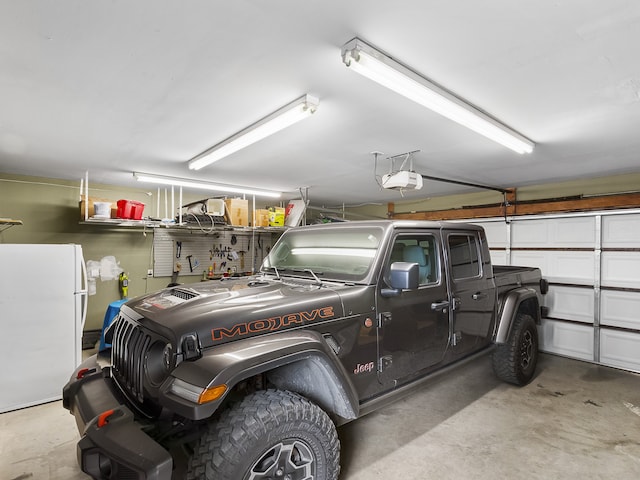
[341,38,534,154]
[133,172,282,198]
[188,94,319,170]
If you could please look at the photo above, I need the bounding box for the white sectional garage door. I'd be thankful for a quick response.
[472,210,640,373]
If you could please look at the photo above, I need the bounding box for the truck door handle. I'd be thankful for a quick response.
[431,300,450,312]
[472,292,487,301]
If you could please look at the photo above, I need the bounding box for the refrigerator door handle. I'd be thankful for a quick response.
[78,249,89,330]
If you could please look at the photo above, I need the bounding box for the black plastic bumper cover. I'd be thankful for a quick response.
[63,357,173,480]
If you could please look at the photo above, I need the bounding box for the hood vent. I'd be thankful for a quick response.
[170,288,199,301]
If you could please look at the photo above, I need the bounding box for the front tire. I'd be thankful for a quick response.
[187,389,340,480]
[492,313,539,386]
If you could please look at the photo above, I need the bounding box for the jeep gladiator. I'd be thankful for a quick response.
[63,220,547,479]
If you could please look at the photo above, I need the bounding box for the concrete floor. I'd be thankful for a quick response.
[1,353,639,479]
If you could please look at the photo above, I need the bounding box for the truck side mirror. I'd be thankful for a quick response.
[381,262,419,297]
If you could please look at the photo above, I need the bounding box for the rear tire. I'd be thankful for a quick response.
[187,389,340,480]
[492,313,539,386]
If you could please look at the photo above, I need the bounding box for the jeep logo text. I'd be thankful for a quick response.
[353,362,375,375]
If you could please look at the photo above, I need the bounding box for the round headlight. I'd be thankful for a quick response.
[146,341,172,386]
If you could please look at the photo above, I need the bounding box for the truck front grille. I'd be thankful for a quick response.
[111,314,151,403]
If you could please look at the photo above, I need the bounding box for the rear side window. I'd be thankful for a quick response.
[448,234,481,280]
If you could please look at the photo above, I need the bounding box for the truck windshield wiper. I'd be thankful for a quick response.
[292,268,324,285]
[263,265,281,280]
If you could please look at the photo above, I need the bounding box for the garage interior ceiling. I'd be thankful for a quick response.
[1,1,640,207]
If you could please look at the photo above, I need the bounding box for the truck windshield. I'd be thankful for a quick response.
[261,226,383,282]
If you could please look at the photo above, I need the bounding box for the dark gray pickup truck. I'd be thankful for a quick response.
[64,220,547,480]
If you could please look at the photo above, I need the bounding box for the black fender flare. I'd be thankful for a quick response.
[159,330,359,422]
[495,287,541,344]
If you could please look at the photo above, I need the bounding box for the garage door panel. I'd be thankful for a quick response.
[467,211,639,374]
[539,319,593,361]
[601,290,640,329]
[473,221,509,248]
[489,250,508,266]
[601,252,640,289]
[600,329,640,373]
[544,286,594,324]
[602,214,640,248]
[511,251,594,284]
[510,251,549,276]
[511,217,596,248]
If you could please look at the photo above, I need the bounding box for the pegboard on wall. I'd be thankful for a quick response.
[153,229,275,278]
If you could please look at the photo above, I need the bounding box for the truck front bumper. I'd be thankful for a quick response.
[63,355,173,480]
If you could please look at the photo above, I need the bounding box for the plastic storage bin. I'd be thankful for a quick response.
[116,200,145,220]
[92,201,112,218]
[268,207,285,227]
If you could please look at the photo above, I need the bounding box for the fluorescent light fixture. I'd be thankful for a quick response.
[291,247,376,258]
[341,38,534,154]
[188,94,319,170]
[133,172,281,198]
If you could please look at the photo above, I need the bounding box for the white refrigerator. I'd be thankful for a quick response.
[0,244,87,413]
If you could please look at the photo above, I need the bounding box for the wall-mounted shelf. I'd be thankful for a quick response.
[0,218,23,233]
[80,218,156,227]
[79,217,287,235]
[78,171,297,233]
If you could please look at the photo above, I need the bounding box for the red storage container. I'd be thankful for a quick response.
[116,200,145,220]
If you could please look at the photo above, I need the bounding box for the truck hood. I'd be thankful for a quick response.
[125,275,354,349]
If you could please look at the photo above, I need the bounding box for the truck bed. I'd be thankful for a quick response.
[492,265,544,295]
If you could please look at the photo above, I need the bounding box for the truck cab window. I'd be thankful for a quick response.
[388,235,438,285]
[448,234,481,280]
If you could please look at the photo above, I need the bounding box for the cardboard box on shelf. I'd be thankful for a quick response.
[224,198,249,226]
[268,207,285,227]
[253,209,270,227]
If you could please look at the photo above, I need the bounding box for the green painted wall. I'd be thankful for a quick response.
[1,174,181,332]
[0,173,276,335]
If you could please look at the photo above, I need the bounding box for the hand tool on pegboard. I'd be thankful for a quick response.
[171,262,181,285]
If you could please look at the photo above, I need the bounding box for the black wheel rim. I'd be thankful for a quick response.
[520,329,534,371]
[248,439,315,480]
